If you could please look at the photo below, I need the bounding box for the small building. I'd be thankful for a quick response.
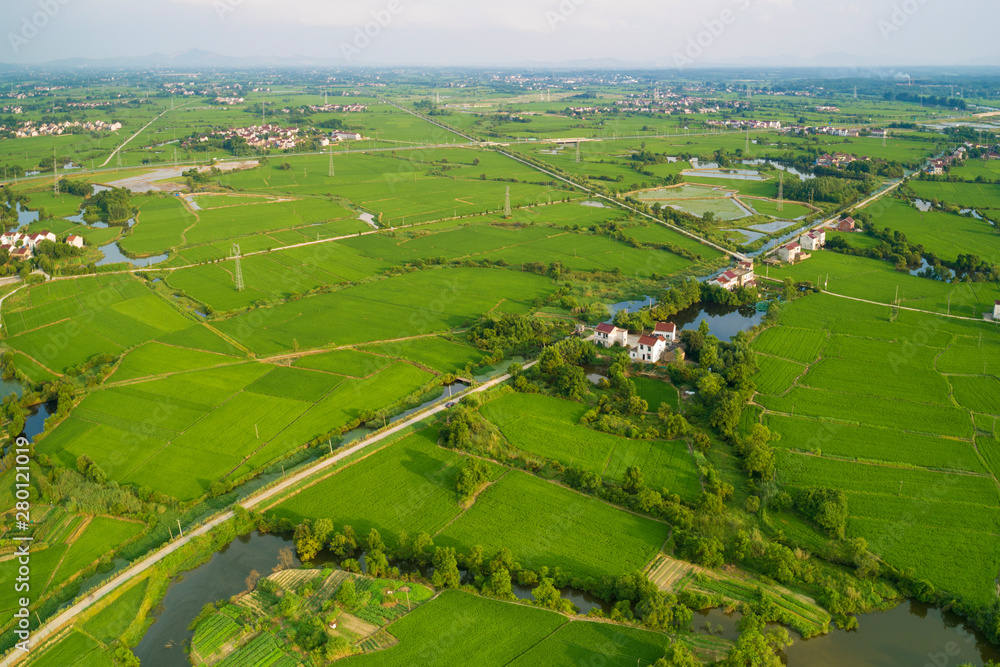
[800,230,826,251]
[836,217,856,232]
[630,334,666,364]
[709,270,740,291]
[653,321,677,343]
[594,322,628,348]
[994,300,1000,320]
[778,242,803,263]
[65,234,84,248]
[332,131,363,141]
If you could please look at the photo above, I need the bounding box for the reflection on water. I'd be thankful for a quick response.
[784,600,1000,666]
[96,242,167,267]
[134,532,301,667]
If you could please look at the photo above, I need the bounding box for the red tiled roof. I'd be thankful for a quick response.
[785,243,800,250]
[654,322,676,333]
[595,322,616,334]
[637,335,661,347]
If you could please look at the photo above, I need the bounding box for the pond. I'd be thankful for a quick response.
[511,582,613,616]
[134,532,301,667]
[359,212,378,228]
[683,168,767,182]
[580,200,607,208]
[604,295,657,320]
[96,241,167,267]
[671,301,765,341]
[741,159,816,181]
[749,220,799,234]
[784,600,1000,666]
[914,198,933,212]
[15,203,38,230]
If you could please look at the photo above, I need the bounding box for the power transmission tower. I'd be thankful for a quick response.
[503,186,511,219]
[883,130,888,148]
[53,149,58,195]
[232,243,244,292]
[328,147,335,177]
[854,85,858,100]
[575,142,581,164]
[776,173,784,212]
[745,127,750,155]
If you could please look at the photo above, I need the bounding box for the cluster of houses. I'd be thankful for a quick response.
[194,124,302,150]
[12,119,122,138]
[594,320,678,364]
[926,146,967,175]
[321,131,364,145]
[705,119,784,131]
[0,229,83,260]
[307,103,367,113]
[214,97,245,105]
[771,218,860,264]
[816,152,862,168]
[708,259,756,291]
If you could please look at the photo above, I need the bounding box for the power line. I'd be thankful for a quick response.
[232,243,244,292]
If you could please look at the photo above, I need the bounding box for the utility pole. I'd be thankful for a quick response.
[177,519,184,537]
[503,186,511,219]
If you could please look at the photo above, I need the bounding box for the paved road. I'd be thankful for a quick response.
[99,104,188,168]
[0,362,533,666]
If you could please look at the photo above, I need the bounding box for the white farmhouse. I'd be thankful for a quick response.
[800,230,825,251]
[630,334,667,364]
[594,322,628,347]
[653,321,677,343]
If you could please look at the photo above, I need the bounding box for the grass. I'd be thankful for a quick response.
[754,289,1000,610]
[340,590,568,667]
[765,250,1000,318]
[480,393,700,498]
[37,360,434,501]
[751,326,827,364]
[631,375,679,412]
[292,349,393,377]
[24,630,110,667]
[269,429,469,545]
[82,579,149,645]
[864,197,1000,262]
[107,341,237,382]
[213,267,554,356]
[360,337,485,374]
[436,471,670,580]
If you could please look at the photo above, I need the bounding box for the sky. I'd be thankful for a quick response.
[2,0,998,67]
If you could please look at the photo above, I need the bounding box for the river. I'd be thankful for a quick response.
[133,532,301,667]
[130,532,1000,666]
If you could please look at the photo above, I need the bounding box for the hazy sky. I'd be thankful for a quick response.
[3,0,997,67]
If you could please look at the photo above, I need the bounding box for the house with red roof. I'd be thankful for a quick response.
[630,334,666,364]
[594,322,628,348]
[653,321,677,343]
[778,242,803,263]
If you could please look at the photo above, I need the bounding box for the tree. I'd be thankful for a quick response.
[367,549,389,578]
[432,547,461,588]
[294,524,323,561]
[366,528,385,553]
[482,567,514,599]
[336,579,357,607]
[796,487,849,538]
[654,642,701,667]
[623,465,645,493]
[531,577,564,610]
[723,614,791,666]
